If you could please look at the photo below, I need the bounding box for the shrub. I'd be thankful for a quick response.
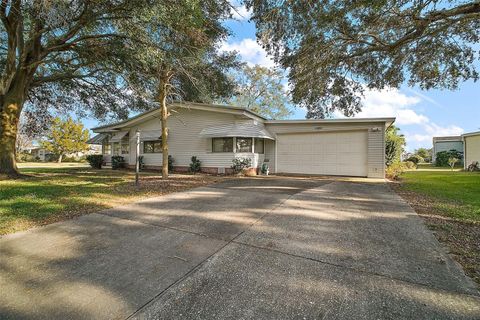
[189,156,201,174]
[86,155,103,169]
[16,152,36,162]
[405,154,422,164]
[404,161,416,169]
[385,162,406,180]
[231,157,252,174]
[111,156,126,169]
[467,161,480,172]
[168,155,174,172]
[436,149,463,167]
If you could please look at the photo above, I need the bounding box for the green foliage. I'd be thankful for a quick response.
[41,117,90,162]
[168,155,175,172]
[246,0,480,118]
[406,155,423,165]
[436,149,463,167]
[467,161,480,172]
[16,153,38,163]
[86,155,103,169]
[386,162,406,180]
[414,148,432,162]
[111,156,126,170]
[189,156,201,174]
[231,157,252,174]
[385,125,406,166]
[404,161,416,169]
[224,65,293,119]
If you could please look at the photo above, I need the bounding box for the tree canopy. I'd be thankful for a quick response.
[224,64,293,119]
[41,117,89,163]
[385,125,406,166]
[246,0,480,118]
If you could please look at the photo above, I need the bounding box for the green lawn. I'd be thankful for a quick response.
[399,170,480,222]
[0,166,221,235]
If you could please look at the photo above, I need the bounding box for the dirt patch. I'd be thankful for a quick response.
[390,182,480,287]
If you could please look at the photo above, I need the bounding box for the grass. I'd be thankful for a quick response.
[391,168,480,286]
[399,170,480,221]
[0,166,224,235]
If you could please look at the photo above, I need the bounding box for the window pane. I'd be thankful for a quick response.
[254,138,264,154]
[212,138,233,152]
[113,142,121,155]
[143,140,162,153]
[121,143,129,154]
[143,141,154,153]
[236,137,252,153]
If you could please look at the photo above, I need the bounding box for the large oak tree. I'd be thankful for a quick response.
[245,0,480,118]
[0,0,156,176]
[123,0,240,178]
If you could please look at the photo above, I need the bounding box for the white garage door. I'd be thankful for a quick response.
[277,130,368,177]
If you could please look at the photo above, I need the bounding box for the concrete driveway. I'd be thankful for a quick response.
[1,177,479,319]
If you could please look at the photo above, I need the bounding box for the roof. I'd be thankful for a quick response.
[432,136,463,142]
[266,117,395,127]
[462,131,480,138]
[199,122,275,140]
[91,102,396,133]
[92,102,266,132]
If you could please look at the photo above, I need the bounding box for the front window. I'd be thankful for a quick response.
[121,137,129,154]
[113,142,121,155]
[212,137,233,152]
[103,138,111,155]
[143,140,162,153]
[254,138,265,154]
[236,137,252,153]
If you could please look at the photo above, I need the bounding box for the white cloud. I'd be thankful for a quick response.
[336,87,428,125]
[331,87,464,150]
[230,3,251,21]
[220,38,275,68]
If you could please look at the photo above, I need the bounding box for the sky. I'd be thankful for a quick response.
[83,2,480,152]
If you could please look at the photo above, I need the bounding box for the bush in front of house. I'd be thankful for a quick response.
[231,157,252,174]
[111,156,126,169]
[86,155,103,169]
[435,149,463,167]
[16,152,37,163]
[189,156,201,174]
[385,162,406,180]
[168,155,174,172]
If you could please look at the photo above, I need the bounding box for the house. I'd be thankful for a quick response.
[462,131,480,169]
[432,136,463,163]
[88,102,395,178]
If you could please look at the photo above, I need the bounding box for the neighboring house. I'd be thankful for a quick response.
[21,144,101,162]
[462,131,480,169]
[89,102,395,178]
[432,136,464,163]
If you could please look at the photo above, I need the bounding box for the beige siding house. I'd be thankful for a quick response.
[90,102,394,178]
[463,131,480,169]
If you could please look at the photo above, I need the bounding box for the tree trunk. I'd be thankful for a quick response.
[58,154,63,163]
[0,93,24,177]
[158,71,172,180]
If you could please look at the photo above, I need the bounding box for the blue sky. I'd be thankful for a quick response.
[83,3,480,152]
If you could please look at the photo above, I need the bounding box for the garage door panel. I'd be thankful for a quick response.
[277,131,368,177]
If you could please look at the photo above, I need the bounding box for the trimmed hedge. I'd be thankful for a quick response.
[86,155,103,169]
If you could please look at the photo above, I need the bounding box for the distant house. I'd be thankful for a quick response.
[432,132,480,168]
[88,102,394,178]
[432,136,463,163]
[20,145,101,162]
[463,131,480,169]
